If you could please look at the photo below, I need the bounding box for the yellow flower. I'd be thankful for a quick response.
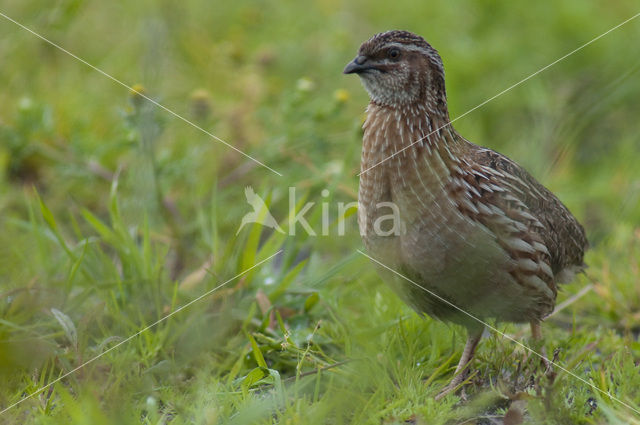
[129,84,147,108]
[333,89,349,103]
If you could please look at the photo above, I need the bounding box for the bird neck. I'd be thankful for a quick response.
[361,102,463,173]
[358,101,465,241]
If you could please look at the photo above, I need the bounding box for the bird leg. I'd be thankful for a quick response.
[530,321,552,373]
[435,328,483,400]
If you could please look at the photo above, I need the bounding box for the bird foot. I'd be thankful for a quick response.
[434,330,483,401]
[434,373,469,401]
[530,321,553,374]
[540,347,550,371]
[540,346,555,376]
[434,381,459,401]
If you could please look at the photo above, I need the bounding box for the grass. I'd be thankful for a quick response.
[1,0,640,423]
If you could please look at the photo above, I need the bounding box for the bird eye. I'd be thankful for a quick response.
[388,48,400,59]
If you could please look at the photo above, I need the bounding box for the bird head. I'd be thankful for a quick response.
[344,30,448,113]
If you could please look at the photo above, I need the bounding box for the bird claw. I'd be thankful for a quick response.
[541,350,550,371]
[434,383,457,401]
[434,381,470,401]
[434,373,467,401]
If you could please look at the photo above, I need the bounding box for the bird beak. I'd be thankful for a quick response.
[343,55,372,74]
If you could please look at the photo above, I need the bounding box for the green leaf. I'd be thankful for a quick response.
[226,344,250,386]
[307,252,358,287]
[51,308,78,349]
[270,258,308,301]
[275,310,288,337]
[267,368,285,406]
[241,302,257,332]
[241,367,266,398]
[65,240,88,292]
[81,208,117,246]
[36,191,74,259]
[248,333,268,369]
[240,190,275,271]
[108,170,121,222]
[304,292,320,312]
[38,194,58,233]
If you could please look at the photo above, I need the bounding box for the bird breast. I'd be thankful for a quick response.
[358,102,462,248]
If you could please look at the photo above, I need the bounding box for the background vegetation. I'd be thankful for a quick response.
[1,0,640,423]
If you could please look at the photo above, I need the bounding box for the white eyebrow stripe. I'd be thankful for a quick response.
[382,42,444,67]
[384,42,431,54]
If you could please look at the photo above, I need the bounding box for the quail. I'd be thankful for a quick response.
[344,30,588,399]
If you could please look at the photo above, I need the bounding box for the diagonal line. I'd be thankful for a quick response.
[358,11,640,176]
[0,250,282,415]
[356,249,640,415]
[0,11,282,177]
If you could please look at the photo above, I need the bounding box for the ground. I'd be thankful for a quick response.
[1,0,640,423]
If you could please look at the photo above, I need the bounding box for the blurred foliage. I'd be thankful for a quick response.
[1,0,640,423]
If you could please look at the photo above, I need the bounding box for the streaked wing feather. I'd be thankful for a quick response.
[469,147,588,275]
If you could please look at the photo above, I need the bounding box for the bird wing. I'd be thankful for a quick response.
[464,146,588,277]
[445,155,556,318]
